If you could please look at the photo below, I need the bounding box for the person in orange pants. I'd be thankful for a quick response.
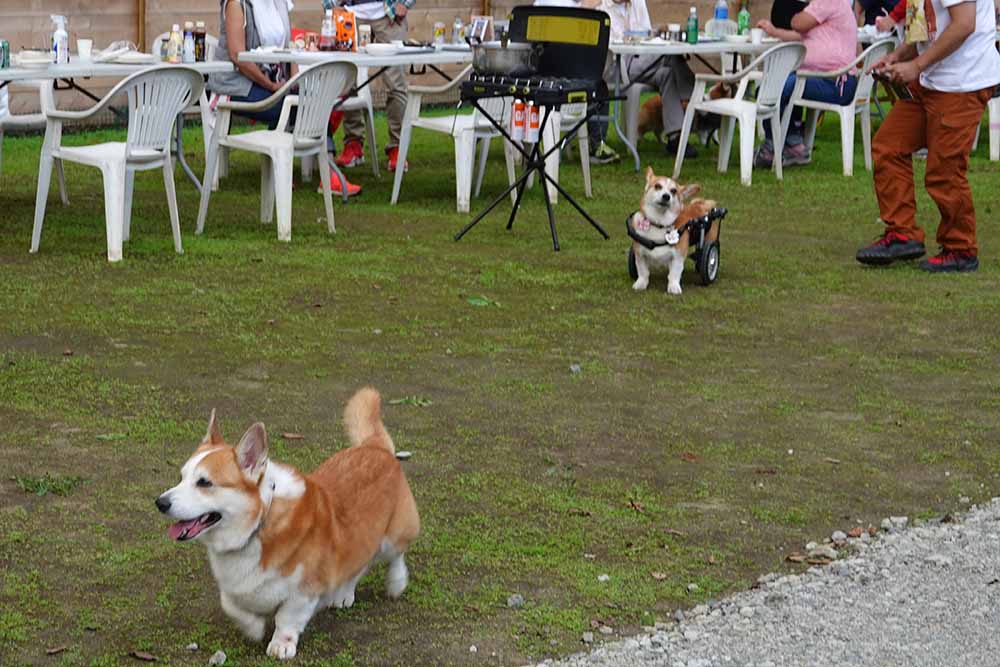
[856,0,1000,272]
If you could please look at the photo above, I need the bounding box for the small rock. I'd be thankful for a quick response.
[395,450,413,461]
[691,604,709,617]
[582,632,594,644]
[507,593,525,609]
[597,574,610,583]
[687,583,700,593]
[598,625,613,635]
[208,651,226,667]
[890,516,908,529]
[739,606,755,618]
[674,609,686,623]
[185,643,198,652]
[925,553,953,567]
[881,518,893,531]
[469,645,478,653]
[805,541,819,551]
[808,545,838,560]
[570,364,582,374]
[847,527,864,538]
[831,530,847,542]
[860,531,871,544]
[683,629,699,641]
[960,496,971,505]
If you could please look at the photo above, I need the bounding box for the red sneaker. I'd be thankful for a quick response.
[919,249,979,273]
[317,172,362,197]
[335,139,365,168]
[387,146,408,173]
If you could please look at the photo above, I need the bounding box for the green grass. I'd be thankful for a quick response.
[1,103,1000,666]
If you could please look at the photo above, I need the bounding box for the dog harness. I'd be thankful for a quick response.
[626,208,729,250]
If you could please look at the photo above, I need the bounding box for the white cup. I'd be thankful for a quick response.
[77,39,93,61]
[750,28,764,45]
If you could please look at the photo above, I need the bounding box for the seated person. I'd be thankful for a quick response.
[755,0,859,167]
[603,0,697,157]
[209,0,296,129]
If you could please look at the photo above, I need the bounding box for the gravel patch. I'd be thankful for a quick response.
[531,499,1000,667]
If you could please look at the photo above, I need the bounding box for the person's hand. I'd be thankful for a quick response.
[874,15,895,32]
[884,60,921,84]
[395,4,407,21]
[756,19,776,35]
[869,51,897,73]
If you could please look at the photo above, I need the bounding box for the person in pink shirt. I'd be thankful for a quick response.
[754,0,860,167]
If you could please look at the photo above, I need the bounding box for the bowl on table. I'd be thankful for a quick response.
[365,43,400,56]
[17,50,52,68]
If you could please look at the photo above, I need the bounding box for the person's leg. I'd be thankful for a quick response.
[658,56,695,137]
[341,18,377,146]
[586,56,616,159]
[919,86,991,268]
[230,84,287,130]
[856,83,928,264]
[375,16,409,151]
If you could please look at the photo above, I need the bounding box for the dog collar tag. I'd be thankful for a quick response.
[634,214,650,232]
[664,228,680,245]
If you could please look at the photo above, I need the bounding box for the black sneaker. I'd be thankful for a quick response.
[919,249,979,273]
[856,231,926,266]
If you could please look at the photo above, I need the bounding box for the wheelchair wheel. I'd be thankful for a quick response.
[628,246,638,281]
[697,241,720,285]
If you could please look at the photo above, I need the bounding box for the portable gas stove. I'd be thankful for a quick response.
[453,6,614,251]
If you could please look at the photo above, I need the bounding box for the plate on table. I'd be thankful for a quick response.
[723,34,750,43]
[17,50,53,68]
[365,43,401,56]
[762,36,780,43]
[114,51,158,64]
[437,44,471,51]
[638,37,669,46]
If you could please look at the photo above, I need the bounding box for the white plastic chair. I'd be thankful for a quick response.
[391,65,518,213]
[196,61,356,241]
[31,66,203,262]
[299,66,379,182]
[782,38,894,176]
[674,42,806,186]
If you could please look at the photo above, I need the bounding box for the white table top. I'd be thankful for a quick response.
[1,58,234,83]
[610,39,773,56]
[239,47,473,68]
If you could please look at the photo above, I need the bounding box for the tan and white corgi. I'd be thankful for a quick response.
[631,167,716,295]
[156,388,419,660]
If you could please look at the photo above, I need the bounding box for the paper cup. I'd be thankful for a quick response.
[750,28,764,45]
[77,39,93,61]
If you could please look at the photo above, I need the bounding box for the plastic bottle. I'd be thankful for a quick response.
[167,24,183,64]
[738,2,751,35]
[453,16,464,44]
[183,22,195,63]
[51,15,69,65]
[714,0,729,22]
[526,103,540,143]
[320,9,335,51]
[686,7,698,45]
[194,21,207,61]
[511,99,526,141]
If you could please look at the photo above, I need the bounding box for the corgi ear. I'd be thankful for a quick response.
[236,423,269,482]
[202,409,225,446]
[680,183,701,200]
[645,166,656,186]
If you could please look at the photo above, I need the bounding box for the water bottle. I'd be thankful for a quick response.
[51,15,69,64]
[167,24,183,64]
[320,9,335,51]
[714,0,729,22]
[738,2,751,35]
[182,22,195,64]
[453,16,464,44]
[686,7,698,44]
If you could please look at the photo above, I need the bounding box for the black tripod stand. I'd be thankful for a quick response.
[454,99,612,252]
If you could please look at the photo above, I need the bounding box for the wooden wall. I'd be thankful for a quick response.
[2,0,774,115]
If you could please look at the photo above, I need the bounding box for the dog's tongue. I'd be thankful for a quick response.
[168,518,201,541]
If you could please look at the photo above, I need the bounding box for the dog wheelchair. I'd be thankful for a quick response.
[626,207,728,286]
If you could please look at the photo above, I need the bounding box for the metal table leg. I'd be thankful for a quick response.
[612,53,641,172]
[173,114,202,193]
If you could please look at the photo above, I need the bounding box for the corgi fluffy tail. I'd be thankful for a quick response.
[343,387,394,453]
